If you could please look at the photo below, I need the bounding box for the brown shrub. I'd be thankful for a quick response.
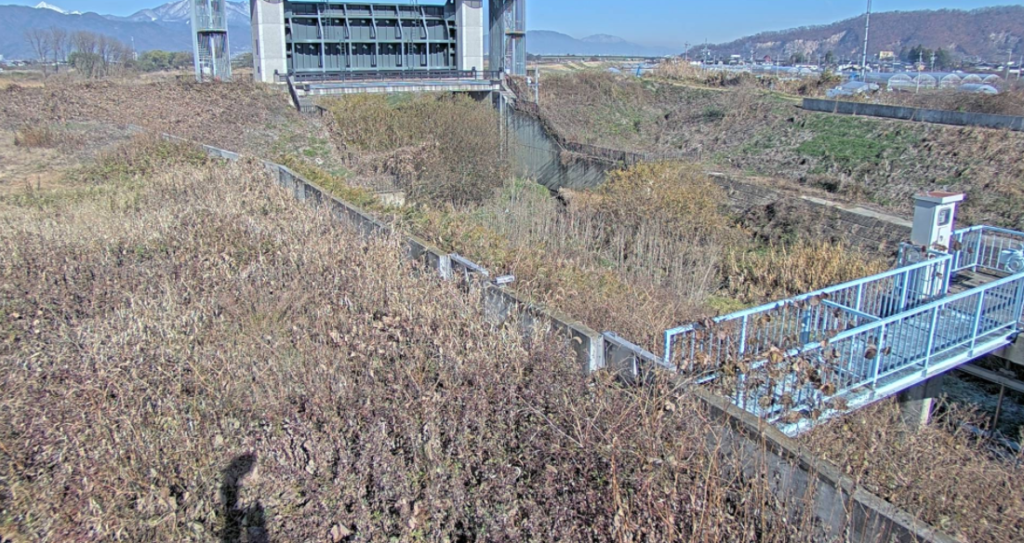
[0,141,836,542]
[323,93,508,206]
[13,124,57,148]
[804,400,1024,543]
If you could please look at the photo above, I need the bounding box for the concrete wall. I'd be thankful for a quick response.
[713,174,913,255]
[508,109,615,190]
[456,0,485,72]
[251,0,287,83]
[509,109,912,255]
[804,98,1024,131]
[603,337,957,543]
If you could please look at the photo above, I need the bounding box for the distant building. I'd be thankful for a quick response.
[250,0,485,83]
[878,51,895,61]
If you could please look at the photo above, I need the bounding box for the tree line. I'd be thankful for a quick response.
[22,27,194,77]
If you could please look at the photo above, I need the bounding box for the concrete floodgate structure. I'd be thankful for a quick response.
[250,0,487,84]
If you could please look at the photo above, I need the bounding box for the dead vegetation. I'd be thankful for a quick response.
[4,76,1022,542]
[878,87,1024,116]
[804,400,1024,543]
[537,71,1024,229]
[0,136,840,542]
[1,78,301,154]
[321,93,508,206]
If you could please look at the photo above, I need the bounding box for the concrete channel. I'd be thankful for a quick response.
[167,133,958,542]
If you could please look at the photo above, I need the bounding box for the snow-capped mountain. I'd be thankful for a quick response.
[34,2,81,15]
[126,0,250,26]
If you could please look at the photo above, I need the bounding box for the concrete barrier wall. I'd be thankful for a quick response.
[509,110,912,256]
[712,173,913,255]
[603,337,956,543]
[169,135,607,375]
[804,98,1024,131]
[175,134,952,543]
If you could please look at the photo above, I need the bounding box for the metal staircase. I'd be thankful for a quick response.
[662,194,1024,436]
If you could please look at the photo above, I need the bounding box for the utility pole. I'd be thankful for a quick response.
[683,42,689,62]
[1007,46,1015,80]
[861,0,872,78]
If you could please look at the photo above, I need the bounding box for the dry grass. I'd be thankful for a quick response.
[0,136,842,542]
[804,400,1024,542]
[878,88,1024,116]
[321,93,508,206]
[1,78,300,155]
[720,241,889,304]
[12,125,57,148]
[538,71,1024,229]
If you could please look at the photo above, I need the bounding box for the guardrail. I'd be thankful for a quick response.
[950,225,1024,274]
[663,254,955,374]
[751,271,1024,430]
[290,69,502,84]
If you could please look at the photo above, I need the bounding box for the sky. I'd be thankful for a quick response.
[6,0,1022,48]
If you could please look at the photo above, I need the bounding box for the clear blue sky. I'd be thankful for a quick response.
[7,0,1021,48]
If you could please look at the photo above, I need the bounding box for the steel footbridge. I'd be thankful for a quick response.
[662,195,1024,436]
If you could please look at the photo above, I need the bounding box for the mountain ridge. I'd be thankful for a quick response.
[697,6,1024,63]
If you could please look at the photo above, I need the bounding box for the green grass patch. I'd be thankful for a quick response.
[796,114,921,169]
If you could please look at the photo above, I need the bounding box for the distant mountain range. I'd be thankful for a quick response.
[697,6,1024,63]
[526,31,676,57]
[3,3,1020,65]
[0,1,251,59]
[117,0,250,26]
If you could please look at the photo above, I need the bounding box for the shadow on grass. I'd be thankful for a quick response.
[221,454,268,543]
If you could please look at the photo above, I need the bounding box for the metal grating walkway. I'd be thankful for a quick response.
[663,226,1024,436]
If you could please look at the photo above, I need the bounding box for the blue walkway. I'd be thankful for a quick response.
[663,225,1024,436]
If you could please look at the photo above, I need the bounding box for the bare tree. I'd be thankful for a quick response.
[24,28,52,73]
[70,31,99,77]
[48,26,69,72]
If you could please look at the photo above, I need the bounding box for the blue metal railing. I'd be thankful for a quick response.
[950,225,1024,275]
[662,224,1024,435]
[663,253,955,374]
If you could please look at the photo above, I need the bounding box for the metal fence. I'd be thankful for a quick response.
[663,254,955,374]
[661,224,1024,435]
[290,69,502,84]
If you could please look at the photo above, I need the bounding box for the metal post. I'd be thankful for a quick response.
[970,290,987,351]
[993,382,1006,431]
[923,305,940,372]
[871,324,887,389]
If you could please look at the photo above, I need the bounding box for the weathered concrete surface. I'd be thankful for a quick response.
[804,98,1024,132]
[508,109,616,190]
[511,110,913,256]
[994,334,1024,367]
[899,374,946,427]
[713,173,913,255]
[605,338,957,543]
[698,389,958,543]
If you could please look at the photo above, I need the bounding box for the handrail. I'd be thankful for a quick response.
[290,69,502,84]
[663,253,954,369]
[745,271,1024,426]
[950,225,1024,274]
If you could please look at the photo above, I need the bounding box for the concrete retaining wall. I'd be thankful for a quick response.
[803,98,1024,131]
[167,134,607,375]
[175,134,952,543]
[603,336,956,543]
[510,109,912,256]
[712,173,913,254]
